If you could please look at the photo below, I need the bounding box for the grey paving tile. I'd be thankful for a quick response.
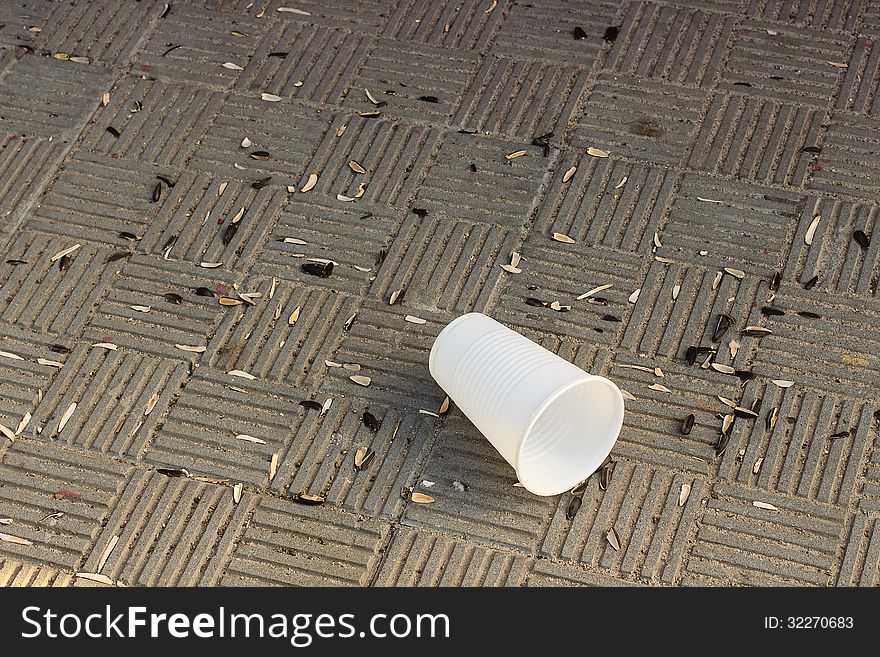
[36,0,163,67]
[526,559,644,586]
[681,482,844,586]
[300,113,441,209]
[0,54,113,139]
[856,424,880,514]
[251,198,398,296]
[271,403,437,519]
[0,441,132,571]
[381,0,506,50]
[221,496,390,586]
[606,2,735,87]
[0,1,53,50]
[746,0,863,31]
[0,230,120,336]
[491,0,620,64]
[79,77,224,167]
[141,365,305,485]
[413,131,551,228]
[402,414,556,552]
[533,156,679,253]
[267,0,390,35]
[655,174,804,278]
[570,74,708,166]
[836,512,880,586]
[0,135,66,229]
[0,556,73,587]
[539,460,705,584]
[375,526,531,586]
[715,383,874,507]
[836,37,880,115]
[81,469,254,586]
[781,196,879,297]
[807,111,880,200]
[454,55,589,139]
[26,345,188,459]
[234,21,369,104]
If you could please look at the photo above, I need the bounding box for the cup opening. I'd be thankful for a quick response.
[515,377,624,496]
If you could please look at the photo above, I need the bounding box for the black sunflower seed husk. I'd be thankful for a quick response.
[252,176,272,190]
[222,223,238,246]
[603,25,620,42]
[362,411,381,433]
[156,174,175,188]
[106,126,121,137]
[715,432,731,457]
[599,461,614,490]
[293,493,324,506]
[418,95,439,103]
[686,346,698,365]
[249,150,270,160]
[355,449,375,471]
[105,251,131,263]
[469,163,477,172]
[769,271,781,291]
[566,495,582,520]
[801,146,821,154]
[525,297,547,307]
[58,254,72,272]
[681,413,695,435]
[268,51,288,58]
[411,208,428,217]
[761,306,785,317]
[151,181,162,202]
[375,248,387,267]
[735,370,756,381]
[49,344,72,354]
[194,286,215,297]
[299,400,323,411]
[156,467,189,478]
[601,314,621,322]
[797,311,821,319]
[853,230,870,249]
[6,259,27,265]
[828,430,850,440]
[803,275,819,290]
[163,292,183,304]
[301,261,333,278]
[118,231,140,241]
[573,26,588,40]
[750,397,763,413]
[712,314,733,342]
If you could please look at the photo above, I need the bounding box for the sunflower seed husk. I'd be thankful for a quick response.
[711,363,735,374]
[769,271,781,291]
[194,287,215,298]
[715,431,730,457]
[350,375,371,387]
[500,264,522,273]
[438,396,451,415]
[235,434,266,444]
[320,398,333,417]
[0,518,13,525]
[562,165,577,182]
[771,379,794,388]
[653,232,662,248]
[299,400,322,412]
[348,159,366,174]
[712,270,723,290]
[301,261,333,277]
[599,461,614,490]
[15,412,31,435]
[50,244,81,262]
[175,344,206,353]
[261,92,282,102]
[364,88,381,105]
[606,528,620,550]
[621,389,636,401]
[713,314,733,342]
[91,342,118,350]
[734,406,759,419]
[718,396,737,408]
[679,483,691,507]
[803,274,819,289]
[681,413,695,435]
[233,483,243,504]
[577,284,612,300]
[57,402,77,433]
[566,495,582,520]
[753,501,778,511]
[419,409,440,417]
[143,391,160,417]
[411,492,435,504]
[37,358,64,368]
[0,424,15,442]
[805,215,821,245]
[798,311,821,319]
[95,535,120,574]
[293,493,325,506]
[628,288,641,303]
[648,383,671,392]
[288,306,300,325]
[743,326,772,337]
[388,288,406,305]
[156,467,191,478]
[761,306,785,317]
[0,533,32,546]
[200,262,223,268]
[729,339,739,358]
[853,230,870,249]
[299,172,319,193]
[829,430,851,440]
[724,267,745,279]
[587,147,610,158]
[404,315,426,325]
[354,447,375,471]
[551,232,576,244]
[252,176,272,190]
[227,369,256,380]
[218,297,242,306]
[268,453,278,482]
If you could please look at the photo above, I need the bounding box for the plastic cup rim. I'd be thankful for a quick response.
[514,374,624,496]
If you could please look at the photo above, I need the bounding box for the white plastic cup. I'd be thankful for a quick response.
[428,313,625,496]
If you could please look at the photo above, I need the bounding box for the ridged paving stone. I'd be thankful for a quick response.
[380,0,506,50]
[375,527,532,586]
[221,496,390,586]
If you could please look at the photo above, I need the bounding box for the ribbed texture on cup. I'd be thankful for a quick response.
[451,328,560,433]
